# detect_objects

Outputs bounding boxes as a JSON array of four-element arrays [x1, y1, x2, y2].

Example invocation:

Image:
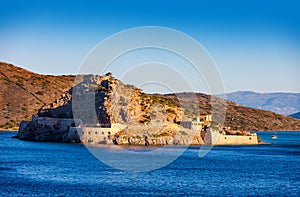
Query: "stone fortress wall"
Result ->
[[69, 123, 127, 144], [204, 129, 258, 145]]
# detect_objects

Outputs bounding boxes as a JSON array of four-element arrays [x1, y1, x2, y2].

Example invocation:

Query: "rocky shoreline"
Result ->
[[16, 116, 259, 146]]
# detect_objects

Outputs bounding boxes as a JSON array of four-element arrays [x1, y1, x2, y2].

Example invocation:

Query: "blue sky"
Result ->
[[0, 0, 299, 94]]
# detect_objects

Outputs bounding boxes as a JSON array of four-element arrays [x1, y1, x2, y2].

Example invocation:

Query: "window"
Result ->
[[108, 132, 111, 135], [102, 131, 104, 135], [88, 132, 91, 135], [82, 131, 84, 134], [95, 131, 98, 135]]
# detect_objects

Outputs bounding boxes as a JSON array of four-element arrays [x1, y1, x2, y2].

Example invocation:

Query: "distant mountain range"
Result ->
[[220, 91, 300, 116], [289, 112, 300, 119]]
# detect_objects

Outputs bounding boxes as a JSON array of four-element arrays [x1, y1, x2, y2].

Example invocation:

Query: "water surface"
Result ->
[[0, 131, 299, 196]]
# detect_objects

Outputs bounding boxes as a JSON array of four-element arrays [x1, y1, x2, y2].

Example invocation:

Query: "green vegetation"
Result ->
[[150, 111, 157, 118], [125, 84, 135, 89], [97, 85, 107, 91], [166, 108, 176, 114], [5, 122, 14, 129], [119, 96, 127, 106], [36, 91, 44, 95], [12, 75, 25, 80], [32, 75, 43, 81], [150, 95, 179, 108], [139, 119, 150, 125], [42, 81, 48, 87], [153, 131, 169, 138], [179, 130, 188, 135], [21, 106, 27, 111]]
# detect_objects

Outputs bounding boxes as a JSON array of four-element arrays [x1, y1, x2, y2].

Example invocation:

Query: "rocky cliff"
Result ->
[[38, 74, 184, 126]]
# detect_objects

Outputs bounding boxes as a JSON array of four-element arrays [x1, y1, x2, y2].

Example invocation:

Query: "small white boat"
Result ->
[[272, 135, 277, 139]]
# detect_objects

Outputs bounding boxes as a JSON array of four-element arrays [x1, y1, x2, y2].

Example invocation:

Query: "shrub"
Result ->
[[160, 131, 169, 136], [36, 91, 44, 95], [166, 109, 176, 114], [179, 130, 188, 135], [21, 106, 27, 111]]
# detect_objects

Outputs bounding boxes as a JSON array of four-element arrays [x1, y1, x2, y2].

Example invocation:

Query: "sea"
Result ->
[[0, 131, 299, 196]]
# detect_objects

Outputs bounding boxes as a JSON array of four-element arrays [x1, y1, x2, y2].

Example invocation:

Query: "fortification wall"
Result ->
[[214, 134, 258, 145], [72, 123, 127, 144], [33, 117, 82, 131], [205, 130, 258, 145]]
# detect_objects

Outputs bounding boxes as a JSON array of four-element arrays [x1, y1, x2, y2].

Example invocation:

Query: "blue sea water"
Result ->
[[0, 131, 299, 196]]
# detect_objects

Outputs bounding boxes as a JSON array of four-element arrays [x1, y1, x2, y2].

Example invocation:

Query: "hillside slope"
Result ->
[[0, 62, 75, 130], [163, 93, 300, 131], [221, 91, 300, 115]]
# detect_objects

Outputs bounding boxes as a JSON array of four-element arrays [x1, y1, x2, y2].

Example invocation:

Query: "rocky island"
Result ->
[[17, 73, 259, 145], [2, 62, 300, 145]]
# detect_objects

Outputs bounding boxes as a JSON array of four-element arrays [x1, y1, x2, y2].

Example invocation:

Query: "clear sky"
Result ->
[[0, 0, 299, 94]]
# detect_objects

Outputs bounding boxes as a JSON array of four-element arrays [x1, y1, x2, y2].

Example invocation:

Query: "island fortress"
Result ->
[[18, 114, 258, 145], [17, 74, 259, 145]]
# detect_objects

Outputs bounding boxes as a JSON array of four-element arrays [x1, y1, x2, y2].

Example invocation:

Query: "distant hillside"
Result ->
[[162, 93, 300, 131], [1, 62, 300, 131], [289, 112, 300, 119], [0, 62, 75, 130], [221, 91, 300, 115]]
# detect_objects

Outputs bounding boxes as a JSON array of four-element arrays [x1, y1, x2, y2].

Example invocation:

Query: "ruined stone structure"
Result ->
[[17, 116, 82, 142], [181, 115, 212, 131]]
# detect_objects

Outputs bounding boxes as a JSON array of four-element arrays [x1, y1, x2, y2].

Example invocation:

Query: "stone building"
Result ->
[[181, 115, 212, 131]]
